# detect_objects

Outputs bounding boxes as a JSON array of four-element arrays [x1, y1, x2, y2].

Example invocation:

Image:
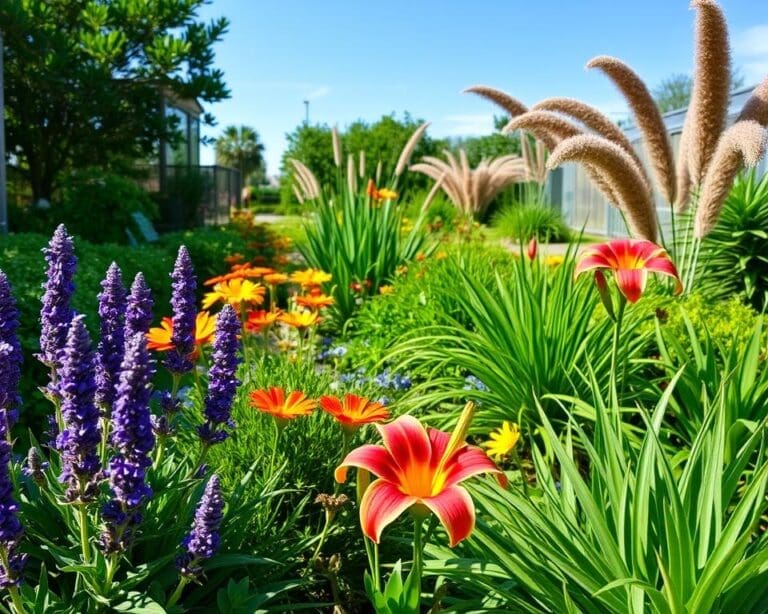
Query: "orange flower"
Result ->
[[379, 285, 395, 295], [245, 309, 280, 333], [416, 252, 426, 262], [320, 394, 390, 432], [296, 294, 335, 309], [249, 387, 316, 423], [366, 179, 397, 201], [202, 278, 266, 309], [290, 268, 332, 287], [204, 267, 275, 286], [279, 310, 320, 329], [263, 272, 289, 285], [575, 239, 682, 304], [224, 253, 245, 266], [146, 311, 217, 352]]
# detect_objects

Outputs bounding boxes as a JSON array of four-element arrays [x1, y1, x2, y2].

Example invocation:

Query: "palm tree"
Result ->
[[214, 125, 265, 183]]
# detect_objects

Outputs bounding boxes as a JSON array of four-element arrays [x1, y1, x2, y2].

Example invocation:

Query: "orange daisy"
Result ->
[[263, 272, 290, 285], [290, 268, 332, 288], [279, 310, 320, 329], [204, 267, 275, 287], [296, 294, 335, 309], [202, 278, 266, 309], [146, 311, 217, 352], [249, 387, 317, 423], [320, 393, 390, 433], [224, 253, 245, 266], [245, 309, 280, 333]]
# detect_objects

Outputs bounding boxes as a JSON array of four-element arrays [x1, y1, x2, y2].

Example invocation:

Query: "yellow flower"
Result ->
[[202, 278, 265, 309], [379, 285, 395, 295], [481, 421, 520, 461], [290, 268, 332, 287], [263, 273, 289, 285], [279, 310, 320, 329], [377, 188, 397, 200], [545, 255, 565, 267]]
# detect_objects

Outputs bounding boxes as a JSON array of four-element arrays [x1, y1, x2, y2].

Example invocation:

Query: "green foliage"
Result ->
[[402, 189, 459, 233], [449, 131, 520, 166], [158, 167, 212, 231], [1, 0, 229, 200], [697, 170, 768, 310], [158, 226, 250, 282], [492, 203, 571, 242], [426, 370, 768, 613], [215, 125, 266, 182]]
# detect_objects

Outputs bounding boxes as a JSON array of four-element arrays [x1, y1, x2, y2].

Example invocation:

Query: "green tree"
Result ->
[[1, 0, 230, 202], [215, 125, 265, 182], [653, 69, 745, 113]]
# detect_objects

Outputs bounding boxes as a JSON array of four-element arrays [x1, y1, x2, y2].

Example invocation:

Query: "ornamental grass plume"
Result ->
[[0, 272, 22, 428], [95, 263, 126, 410], [358, 150, 366, 179], [332, 126, 342, 167], [502, 110, 580, 151], [738, 77, 768, 125], [346, 154, 357, 195], [586, 56, 677, 203], [462, 85, 528, 120], [56, 315, 102, 503], [198, 305, 240, 445], [394, 121, 430, 177], [125, 272, 154, 340], [176, 475, 224, 579], [547, 135, 658, 241], [290, 159, 321, 201], [39, 224, 76, 370], [101, 333, 156, 554], [694, 120, 768, 238], [166, 246, 197, 375], [0, 420, 25, 590]]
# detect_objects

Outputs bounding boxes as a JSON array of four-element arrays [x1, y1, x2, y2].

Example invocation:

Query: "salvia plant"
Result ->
[[0, 225, 281, 612]]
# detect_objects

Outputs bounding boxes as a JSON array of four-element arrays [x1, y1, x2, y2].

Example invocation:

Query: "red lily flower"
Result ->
[[575, 239, 682, 303], [335, 415, 506, 547]]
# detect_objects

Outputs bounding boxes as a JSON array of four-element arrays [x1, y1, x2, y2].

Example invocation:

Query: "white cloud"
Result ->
[[306, 85, 331, 100], [734, 24, 768, 84], [437, 113, 496, 136]]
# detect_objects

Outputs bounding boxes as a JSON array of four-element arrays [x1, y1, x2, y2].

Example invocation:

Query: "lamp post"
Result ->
[[0, 31, 7, 235], [303, 99, 309, 125]]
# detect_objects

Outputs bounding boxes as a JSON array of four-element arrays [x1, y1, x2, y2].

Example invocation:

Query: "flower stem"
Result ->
[[411, 515, 425, 608], [77, 505, 90, 564], [610, 295, 627, 411], [103, 553, 118, 594], [167, 577, 189, 609], [311, 511, 333, 562], [6, 586, 24, 614]]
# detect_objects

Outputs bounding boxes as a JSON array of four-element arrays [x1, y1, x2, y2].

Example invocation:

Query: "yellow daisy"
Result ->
[[481, 421, 520, 461]]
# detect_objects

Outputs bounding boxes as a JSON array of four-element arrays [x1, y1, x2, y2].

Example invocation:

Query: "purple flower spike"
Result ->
[[198, 305, 240, 445], [0, 271, 22, 429], [0, 421, 26, 587], [95, 263, 126, 410], [125, 272, 154, 340], [166, 246, 196, 375], [39, 224, 77, 369], [56, 315, 102, 503], [101, 333, 156, 554], [177, 475, 224, 579]]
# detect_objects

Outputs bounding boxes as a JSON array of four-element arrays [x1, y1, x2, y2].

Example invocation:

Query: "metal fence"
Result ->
[[138, 164, 241, 230]]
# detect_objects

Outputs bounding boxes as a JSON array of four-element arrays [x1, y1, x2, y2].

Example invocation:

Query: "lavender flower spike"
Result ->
[[38, 224, 77, 369], [56, 315, 102, 503], [0, 271, 23, 429], [166, 246, 196, 374], [125, 272, 154, 340], [198, 305, 240, 445], [177, 475, 224, 579], [0, 421, 26, 587], [101, 333, 156, 554], [95, 263, 126, 410]]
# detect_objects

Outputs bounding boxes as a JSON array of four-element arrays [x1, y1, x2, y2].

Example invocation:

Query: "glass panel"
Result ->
[[189, 117, 200, 167], [164, 106, 189, 166]]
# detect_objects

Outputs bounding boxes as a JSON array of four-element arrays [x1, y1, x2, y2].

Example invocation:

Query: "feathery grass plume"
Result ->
[[289, 159, 321, 200], [737, 76, 768, 126], [694, 120, 768, 237], [346, 154, 357, 195], [411, 150, 527, 218], [685, 0, 731, 184], [421, 174, 446, 212], [358, 150, 366, 179], [547, 134, 658, 241], [331, 126, 342, 167], [463, 85, 528, 119], [521, 135, 548, 184], [375, 160, 383, 185], [394, 121, 430, 177], [292, 184, 305, 205], [502, 110, 582, 151], [586, 55, 677, 204], [675, 124, 694, 211]]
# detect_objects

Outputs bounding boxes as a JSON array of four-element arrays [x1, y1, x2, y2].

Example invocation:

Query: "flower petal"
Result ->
[[442, 445, 508, 490], [359, 479, 416, 543], [335, 444, 400, 484], [376, 415, 432, 474], [644, 256, 683, 294], [422, 485, 476, 547], [574, 251, 612, 277], [615, 268, 647, 303]]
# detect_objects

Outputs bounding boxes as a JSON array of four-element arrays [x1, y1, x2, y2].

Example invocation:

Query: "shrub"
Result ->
[[492, 203, 570, 243]]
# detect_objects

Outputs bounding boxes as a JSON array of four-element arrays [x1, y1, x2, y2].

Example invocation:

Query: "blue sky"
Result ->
[[197, 0, 768, 176]]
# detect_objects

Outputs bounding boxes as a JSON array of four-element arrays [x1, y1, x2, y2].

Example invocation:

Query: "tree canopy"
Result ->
[[215, 126, 266, 184], [1, 0, 230, 201]]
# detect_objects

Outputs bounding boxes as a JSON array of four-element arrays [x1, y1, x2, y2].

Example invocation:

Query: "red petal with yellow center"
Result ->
[[335, 444, 401, 484], [421, 485, 475, 547], [644, 255, 684, 294], [615, 268, 647, 303], [376, 415, 432, 475], [442, 445, 509, 490], [359, 479, 417, 544]]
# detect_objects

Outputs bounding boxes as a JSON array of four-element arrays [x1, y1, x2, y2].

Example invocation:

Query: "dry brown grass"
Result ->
[[395, 122, 430, 177]]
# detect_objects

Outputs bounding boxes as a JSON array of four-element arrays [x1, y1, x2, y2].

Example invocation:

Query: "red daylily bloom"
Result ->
[[575, 239, 682, 303], [335, 415, 506, 547], [527, 237, 538, 260]]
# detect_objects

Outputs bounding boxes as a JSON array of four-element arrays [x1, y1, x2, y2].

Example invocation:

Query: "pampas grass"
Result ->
[[587, 55, 677, 204], [290, 159, 321, 201], [503, 110, 582, 150], [395, 121, 430, 177], [547, 135, 658, 241], [358, 150, 366, 179], [347, 154, 357, 195], [463, 85, 528, 119], [686, 0, 731, 184], [332, 126, 342, 167], [694, 120, 768, 237], [738, 77, 768, 126], [411, 150, 527, 218]]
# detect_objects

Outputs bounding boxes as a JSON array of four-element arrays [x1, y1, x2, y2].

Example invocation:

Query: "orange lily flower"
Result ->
[[366, 180, 397, 201], [249, 387, 316, 423], [204, 267, 275, 287], [146, 311, 217, 352], [336, 412, 506, 547], [296, 294, 335, 309], [575, 239, 682, 303], [245, 309, 280, 333], [279, 310, 320, 329], [320, 394, 390, 432], [290, 268, 332, 288], [202, 278, 266, 310]]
